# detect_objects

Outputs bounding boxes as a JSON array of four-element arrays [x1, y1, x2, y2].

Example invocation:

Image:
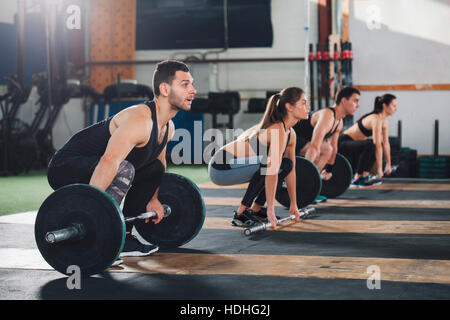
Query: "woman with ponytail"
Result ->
[[208, 87, 310, 227], [339, 93, 398, 188]]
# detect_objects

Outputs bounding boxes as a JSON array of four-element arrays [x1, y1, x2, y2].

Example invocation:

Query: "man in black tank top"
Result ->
[[47, 60, 197, 258], [293, 86, 360, 180]]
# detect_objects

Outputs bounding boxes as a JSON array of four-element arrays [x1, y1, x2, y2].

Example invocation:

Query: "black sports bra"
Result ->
[[357, 112, 374, 137]]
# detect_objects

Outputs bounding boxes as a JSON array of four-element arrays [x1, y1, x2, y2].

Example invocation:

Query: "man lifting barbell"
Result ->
[[293, 86, 360, 201], [46, 60, 196, 258]]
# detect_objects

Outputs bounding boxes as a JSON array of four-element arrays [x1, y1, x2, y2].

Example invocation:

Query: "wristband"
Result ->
[[325, 163, 334, 173]]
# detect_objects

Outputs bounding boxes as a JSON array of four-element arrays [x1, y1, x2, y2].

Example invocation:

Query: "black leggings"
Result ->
[[47, 156, 164, 233], [338, 134, 375, 175], [241, 157, 293, 208]]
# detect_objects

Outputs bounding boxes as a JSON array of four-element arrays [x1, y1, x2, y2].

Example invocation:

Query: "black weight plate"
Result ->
[[276, 156, 322, 208], [320, 153, 353, 198], [35, 184, 125, 276], [134, 172, 205, 249]]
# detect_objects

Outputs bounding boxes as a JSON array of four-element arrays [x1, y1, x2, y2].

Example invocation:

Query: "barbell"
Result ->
[[44, 205, 172, 244], [367, 164, 399, 184], [34, 172, 205, 277], [244, 206, 316, 236]]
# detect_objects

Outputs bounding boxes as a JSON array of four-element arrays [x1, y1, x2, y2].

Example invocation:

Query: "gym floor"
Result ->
[[0, 169, 449, 300]]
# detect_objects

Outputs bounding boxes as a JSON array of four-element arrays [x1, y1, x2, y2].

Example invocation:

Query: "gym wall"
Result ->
[[89, 0, 136, 93], [349, 0, 450, 154], [135, 0, 450, 155]]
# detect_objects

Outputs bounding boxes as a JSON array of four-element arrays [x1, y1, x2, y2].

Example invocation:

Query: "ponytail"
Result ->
[[238, 87, 304, 141], [267, 92, 286, 124], [373, 96, 383, 113]]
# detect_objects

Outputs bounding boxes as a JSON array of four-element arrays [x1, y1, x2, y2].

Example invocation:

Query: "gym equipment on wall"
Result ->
[[309, 44, 315, 110], [316, 43, 322, 109], [0, 75, 31, 175], [323, 43, 330, 108]]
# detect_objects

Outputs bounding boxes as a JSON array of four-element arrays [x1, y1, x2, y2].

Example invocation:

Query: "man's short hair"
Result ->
[[152, 60, 190, 96], [336, 86, 360, 104]]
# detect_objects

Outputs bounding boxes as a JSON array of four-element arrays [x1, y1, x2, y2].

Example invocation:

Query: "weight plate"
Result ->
[[276, 156, 322, 208], [320, 153, 353, 198], [35, 184, 125, 276], [134, 173, 205, 249]]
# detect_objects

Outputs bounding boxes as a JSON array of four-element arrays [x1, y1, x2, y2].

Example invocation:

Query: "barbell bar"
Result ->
[[45, 205, 172, 244], [244, 206, 316, 236]]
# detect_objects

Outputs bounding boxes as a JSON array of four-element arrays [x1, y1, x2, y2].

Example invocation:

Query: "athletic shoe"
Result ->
[[120, 234, 159, 257], [349, 177, 359, 189], [231, 210, 259, 227], [252, 207, 281, 223], [349, 177, 358, 189], [350, 177, 375, 189], [312, 195, 327, 204], [367, 175, 383, 186], [111, 258, 124, 267]]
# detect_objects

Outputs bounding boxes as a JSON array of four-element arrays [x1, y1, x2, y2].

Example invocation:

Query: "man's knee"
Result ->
[[298, 142, 309, 157], [321, 142, 333, 158], [47, 166, 62, 190]]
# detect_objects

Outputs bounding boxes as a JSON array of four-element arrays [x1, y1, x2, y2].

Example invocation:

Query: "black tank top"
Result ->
[[293, 107, 341, 141], [357, 112, 374, 137], [52, 100, 169, 170]]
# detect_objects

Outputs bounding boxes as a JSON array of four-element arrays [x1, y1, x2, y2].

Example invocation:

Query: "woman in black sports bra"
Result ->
[[339, 93, 397, 187], [208, 87, 310, 227]]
